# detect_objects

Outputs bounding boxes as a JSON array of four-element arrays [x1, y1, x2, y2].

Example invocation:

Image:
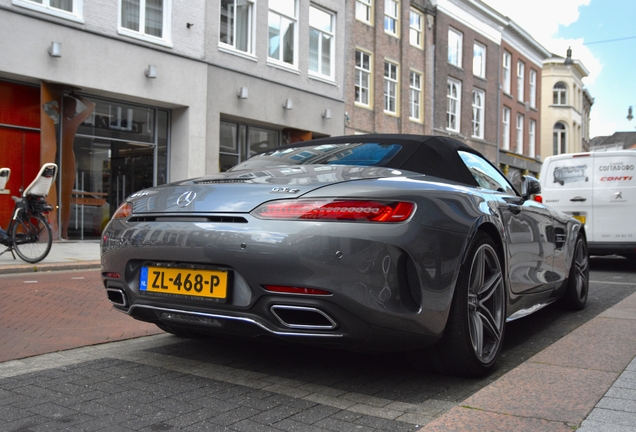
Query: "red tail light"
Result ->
[[112, 202, 133, 219], [534, 194, 543, 203], [252, 200, 414, 222]]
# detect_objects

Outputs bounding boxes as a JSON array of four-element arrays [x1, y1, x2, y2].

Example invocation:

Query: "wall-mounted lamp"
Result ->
[[145, 65, 157, 79], [283, 98, 293, 110], [344, 111, 351, 124], [48, 41, 62, 57], [322, 109, 332, 119], [186, 22, 194, 29], [628, 106, 634, 121], [237, 87, 249, 99]]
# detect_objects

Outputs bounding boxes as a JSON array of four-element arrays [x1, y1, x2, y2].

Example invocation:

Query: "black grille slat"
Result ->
[[128, 216, 248, 223]]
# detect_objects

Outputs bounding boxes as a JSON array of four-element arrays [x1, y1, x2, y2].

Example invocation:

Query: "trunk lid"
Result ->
[[129, 165, 407, 213]]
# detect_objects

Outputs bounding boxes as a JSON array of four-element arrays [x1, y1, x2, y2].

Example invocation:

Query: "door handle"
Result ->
[[570, 196, 587, 202]]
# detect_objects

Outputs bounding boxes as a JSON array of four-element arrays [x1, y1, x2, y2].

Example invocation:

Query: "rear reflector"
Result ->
[[252, 200, 414, 222], [264, 285, 332, 295], [102, 272, 121, 279]]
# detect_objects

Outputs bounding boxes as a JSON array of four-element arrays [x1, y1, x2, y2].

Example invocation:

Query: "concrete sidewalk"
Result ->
[[0, 239, 101, 274]]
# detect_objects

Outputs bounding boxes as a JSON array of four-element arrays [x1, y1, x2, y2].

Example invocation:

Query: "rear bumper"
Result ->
[[100, 217, 468, 351]]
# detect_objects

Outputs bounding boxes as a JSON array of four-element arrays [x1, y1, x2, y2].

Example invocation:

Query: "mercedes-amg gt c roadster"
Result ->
[[101, 134, 589, 377]]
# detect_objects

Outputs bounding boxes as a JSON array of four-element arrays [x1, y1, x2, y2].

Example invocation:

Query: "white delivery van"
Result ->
[[537, 150, 636, 259]]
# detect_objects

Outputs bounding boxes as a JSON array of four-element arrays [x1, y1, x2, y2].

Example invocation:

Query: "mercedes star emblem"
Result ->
[[177, 191, 197, 208]]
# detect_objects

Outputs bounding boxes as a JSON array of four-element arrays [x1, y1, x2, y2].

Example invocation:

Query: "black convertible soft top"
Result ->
[[244, 134, 484, 188]]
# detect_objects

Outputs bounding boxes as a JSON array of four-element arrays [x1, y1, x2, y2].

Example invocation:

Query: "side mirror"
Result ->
[[521, 175, 541, 201]]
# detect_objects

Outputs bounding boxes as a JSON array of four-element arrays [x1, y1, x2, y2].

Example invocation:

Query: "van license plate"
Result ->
[[140, 266, 228, 300], [572, 215, 586, 224]]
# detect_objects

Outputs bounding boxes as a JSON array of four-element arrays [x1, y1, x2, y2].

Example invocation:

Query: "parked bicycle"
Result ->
[[0, 163, 57, 263]]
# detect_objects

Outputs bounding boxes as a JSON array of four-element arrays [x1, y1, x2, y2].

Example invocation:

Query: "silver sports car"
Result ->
[[101, 134, 589, 377]]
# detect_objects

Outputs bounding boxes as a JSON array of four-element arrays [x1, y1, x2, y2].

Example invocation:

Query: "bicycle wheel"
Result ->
[[11, 214, 52, 263]]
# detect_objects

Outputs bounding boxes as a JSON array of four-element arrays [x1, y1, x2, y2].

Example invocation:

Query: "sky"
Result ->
[[482, 0, 636, 138]]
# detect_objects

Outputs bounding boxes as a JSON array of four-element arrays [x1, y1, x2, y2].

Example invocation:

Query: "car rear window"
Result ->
[[231, 143, 403, 170]]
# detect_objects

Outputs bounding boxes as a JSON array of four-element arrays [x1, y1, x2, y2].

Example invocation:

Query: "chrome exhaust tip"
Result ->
[[270, 305, 337, 330], [106, 288, 128, 307]]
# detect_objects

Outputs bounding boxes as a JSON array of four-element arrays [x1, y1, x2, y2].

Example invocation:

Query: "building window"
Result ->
[[529, 119, 536, 158], [309, 5, 335, 79], [355, 50, 372, 106], [502, 106, 511, 150], [384, 0, 399, 37], [220, 0, 254, 54], [409, 9, 423, 48], [517, 61, 525, 102], [119, 0, 171, 45], [384, 61, 399, 114], [409, 71, 422, 121], [220, 121, 280, 172], [553, 122, 567, 155], [473, 42, 486, 78], [516, 113, 524, 154], [448, 28, 462, 67], [502, 51, 511, 94], [529, 69, 537, 109], [13, 0, 83, 21], [355, 0, 372, 24], [472, 89, 485, 139], [268, 0, 298, 66], [553, 82, 567, 105], [446, 78, 461, 132]]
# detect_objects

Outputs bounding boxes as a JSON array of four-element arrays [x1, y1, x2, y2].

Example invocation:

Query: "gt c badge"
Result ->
[[271, 187, 300, 194], [177, 191, 197, 207]]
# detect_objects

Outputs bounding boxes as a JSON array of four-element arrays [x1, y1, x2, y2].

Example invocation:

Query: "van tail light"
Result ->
[[534, 195, 543, 203], [252, 200, 415, 222]]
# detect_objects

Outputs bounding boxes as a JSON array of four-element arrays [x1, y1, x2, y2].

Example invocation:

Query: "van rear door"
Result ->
[[592, 154, 636, 244], [542, 153, 593, 230]]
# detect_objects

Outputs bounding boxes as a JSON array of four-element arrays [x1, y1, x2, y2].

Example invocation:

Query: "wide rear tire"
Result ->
[[563, 234, 589, 310], [428, 232, 506, 377]]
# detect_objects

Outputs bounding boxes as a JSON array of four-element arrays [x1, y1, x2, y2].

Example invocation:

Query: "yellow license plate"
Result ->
[[572, 215, 586, 224], [140, 266, 228, 299]]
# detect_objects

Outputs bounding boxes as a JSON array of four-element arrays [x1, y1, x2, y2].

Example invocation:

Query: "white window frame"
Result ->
[[118, 0, 172, 46], [384, 61, 399, 115], [472, 89, 485, 139], [553, 82, 567, 105], [529, 119, 536, 158], [502, 51, 511, 94], [355, 50, 372, 107], [553, 122, 567, 155], [409, 70, 422, 121], [529, 69, 537, 109], [268, 0, 299, 68], [13, 0, 84, 22], [446, 78, 461, 132], [219, 0, 255, 55], [308, 5, 335, 80], [516, 113, 524, 154], [409, 8, 423, 48], [448, 28, 463, 67], [355, 0, 373, 25], [502, 107, 511, 150], [473, 42, 486, 78], [517, 60, 525, 103], [384, 0, 399, 37]]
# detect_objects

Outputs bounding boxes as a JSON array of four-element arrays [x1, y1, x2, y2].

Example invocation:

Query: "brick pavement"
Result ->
[[0, 269, 161, 362]]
